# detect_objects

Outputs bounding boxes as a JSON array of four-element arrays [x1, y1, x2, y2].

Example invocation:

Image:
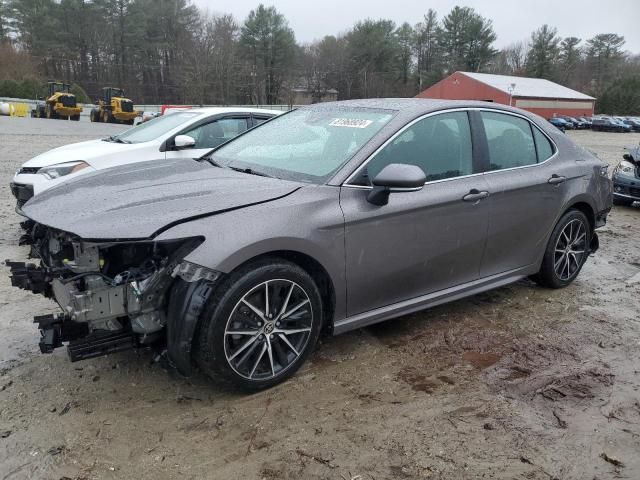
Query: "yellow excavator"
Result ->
[[32, 82, 82, 121], [90, 87, 139, 125]]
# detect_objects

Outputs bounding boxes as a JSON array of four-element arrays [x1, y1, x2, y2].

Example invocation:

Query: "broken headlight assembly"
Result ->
[[7, 231, 213, 360]]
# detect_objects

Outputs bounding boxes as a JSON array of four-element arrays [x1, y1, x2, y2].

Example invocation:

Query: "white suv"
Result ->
[[11, 107, 281, 213]]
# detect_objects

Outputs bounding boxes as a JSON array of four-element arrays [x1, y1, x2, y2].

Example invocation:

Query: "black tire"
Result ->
[[71, 115, 80, 121], [90, 109, 98, 122], [533, 209, 591, 289], [195, 258, 323, 391], [613, 197, 634, 207]]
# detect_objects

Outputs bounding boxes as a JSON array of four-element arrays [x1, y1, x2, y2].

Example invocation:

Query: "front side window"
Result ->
[[481, 112, 537, 170], [362, 111, 473, 184], [211, 108, 394, 184], [184, 118, 248, 149]]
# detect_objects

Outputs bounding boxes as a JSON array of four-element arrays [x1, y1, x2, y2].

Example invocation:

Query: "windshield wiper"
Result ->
[[103, 135, 130, 144], [228, 166, 274, 178], [198, 156, 224, 168]]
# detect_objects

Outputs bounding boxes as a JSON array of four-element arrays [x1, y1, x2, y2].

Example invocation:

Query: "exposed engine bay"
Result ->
[[7, 226, 215, 363]]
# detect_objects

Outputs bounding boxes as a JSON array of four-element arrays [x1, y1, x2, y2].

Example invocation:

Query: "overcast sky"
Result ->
[[192, 0, 640, 53]]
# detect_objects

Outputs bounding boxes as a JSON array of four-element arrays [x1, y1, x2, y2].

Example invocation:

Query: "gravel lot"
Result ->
[[1, 117, 640, 480]]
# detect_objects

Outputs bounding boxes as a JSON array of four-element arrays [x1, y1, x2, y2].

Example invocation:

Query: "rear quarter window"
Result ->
[[533, 127, 555, 162]]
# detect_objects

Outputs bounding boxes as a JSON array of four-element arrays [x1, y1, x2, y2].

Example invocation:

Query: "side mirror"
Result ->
[[174, 135, 196, 150], [367, 163, 426, 206]]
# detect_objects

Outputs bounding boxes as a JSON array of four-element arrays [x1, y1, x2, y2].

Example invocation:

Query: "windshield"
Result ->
[[112, 111, 200, 144], [210, 107, 394, 183]]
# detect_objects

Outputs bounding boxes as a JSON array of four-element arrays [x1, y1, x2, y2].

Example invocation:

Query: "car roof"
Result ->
[[299, 98, 544, 124], [185, 107, 284, 116]]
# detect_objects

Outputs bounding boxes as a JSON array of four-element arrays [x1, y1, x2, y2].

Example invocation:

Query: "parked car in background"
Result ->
[[8, 99, 612, 391], [616, 119, 633, 132], [592, 117, 628, 132], [10, 107, 281, 213], [612, 144, 640, 206], [578, 117, 593, 128], [549, 117, 571, 131], [558, 116, 588, 129], [622, 119, 640, 132]]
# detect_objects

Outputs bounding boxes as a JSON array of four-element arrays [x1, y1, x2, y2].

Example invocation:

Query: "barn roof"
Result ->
[[460, 72, 595, 101]]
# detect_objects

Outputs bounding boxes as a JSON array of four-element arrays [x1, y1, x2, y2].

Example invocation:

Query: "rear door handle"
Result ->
[[463, 189, 490, 202], [548, 175, 566, 185]]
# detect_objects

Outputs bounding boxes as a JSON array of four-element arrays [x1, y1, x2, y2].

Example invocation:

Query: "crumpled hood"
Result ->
[[23, 139, 137, 168], [23, 158, 302, 240]]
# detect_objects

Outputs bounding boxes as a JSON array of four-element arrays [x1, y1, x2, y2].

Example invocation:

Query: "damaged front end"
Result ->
[[7, 227, 214, 362]]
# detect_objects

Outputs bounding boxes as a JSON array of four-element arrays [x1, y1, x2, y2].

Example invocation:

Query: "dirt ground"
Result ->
[[1, 117, 639, 480]]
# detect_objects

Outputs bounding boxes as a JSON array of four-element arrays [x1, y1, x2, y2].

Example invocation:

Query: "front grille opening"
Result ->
[[60, 95, 77, 108], [121, 101, 133, 113]]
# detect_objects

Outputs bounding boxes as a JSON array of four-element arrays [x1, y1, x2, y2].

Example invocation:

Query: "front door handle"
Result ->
[[548, 174, 566, 185], [463, 189, 490, 202]]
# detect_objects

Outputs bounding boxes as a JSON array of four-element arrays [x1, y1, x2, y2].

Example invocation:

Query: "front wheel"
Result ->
[[533, 210, 591, 289], [195, 259, 323, 391]]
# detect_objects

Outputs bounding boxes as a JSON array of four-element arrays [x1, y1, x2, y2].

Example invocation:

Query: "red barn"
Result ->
[[416, 71, 595, 119]]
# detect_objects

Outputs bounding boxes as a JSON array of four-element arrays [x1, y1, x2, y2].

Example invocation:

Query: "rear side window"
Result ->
[[533, 127, 554, 162], [481, 112, 537, 170], [365, 111, 473, 183]]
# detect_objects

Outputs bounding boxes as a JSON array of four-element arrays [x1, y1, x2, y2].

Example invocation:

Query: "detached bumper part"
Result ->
[[33, 313, 88, 354], [6, 261, 49, 295]]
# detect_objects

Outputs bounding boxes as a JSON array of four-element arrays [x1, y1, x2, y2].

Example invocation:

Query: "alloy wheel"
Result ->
[[224, 279, 314, 381], [553, 219, 587, 281]]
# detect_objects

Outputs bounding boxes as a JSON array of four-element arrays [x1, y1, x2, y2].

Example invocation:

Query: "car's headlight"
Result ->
[[39, 161, 90, 180], [613, 161, 636, 178]]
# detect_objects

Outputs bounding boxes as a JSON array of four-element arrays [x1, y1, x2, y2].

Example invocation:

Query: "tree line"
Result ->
[[0, 0, 638, 113]]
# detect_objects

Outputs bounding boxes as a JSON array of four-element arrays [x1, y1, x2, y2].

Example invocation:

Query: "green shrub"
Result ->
[[596, 76, 640, 116], [70, 84, 90, 103], [0, 79, 21, 97]]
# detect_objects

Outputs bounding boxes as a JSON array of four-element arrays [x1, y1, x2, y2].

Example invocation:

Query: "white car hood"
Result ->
[[23, 139, 157, 169]]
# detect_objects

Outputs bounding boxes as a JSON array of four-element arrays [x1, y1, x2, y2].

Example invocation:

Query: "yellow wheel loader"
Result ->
[[33, 82, 82, 121], [90, 87, 139, 125]]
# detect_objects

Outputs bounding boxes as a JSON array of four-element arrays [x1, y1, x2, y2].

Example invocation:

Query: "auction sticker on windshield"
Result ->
[[329, 118, 373, 128]]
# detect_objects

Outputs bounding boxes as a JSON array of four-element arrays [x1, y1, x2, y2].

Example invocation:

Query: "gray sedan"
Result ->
[[8, 99, 613, 391]]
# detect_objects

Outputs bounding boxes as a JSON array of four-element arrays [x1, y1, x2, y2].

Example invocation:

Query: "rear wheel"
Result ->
[[195, 259, 322, 391], [533, 210, 591, 289], [71, 115, 80, 121]]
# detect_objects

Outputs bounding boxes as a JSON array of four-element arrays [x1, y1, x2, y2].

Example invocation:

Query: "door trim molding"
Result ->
[[332, 264, 535, 335]]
